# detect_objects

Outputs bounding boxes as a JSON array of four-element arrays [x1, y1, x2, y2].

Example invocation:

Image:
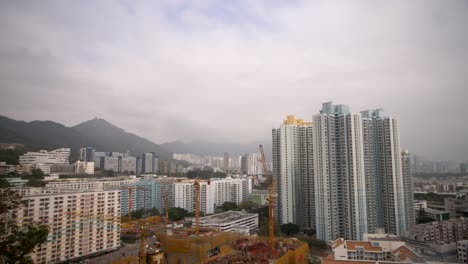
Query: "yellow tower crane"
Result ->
[[260, 144, 275, 256], [139, 220, 148, 264], [194, 178, 200, 236], [163, 188, 169, 225]]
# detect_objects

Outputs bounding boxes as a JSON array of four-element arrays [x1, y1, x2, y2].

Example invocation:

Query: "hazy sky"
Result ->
[[0, 1, 467, 161]]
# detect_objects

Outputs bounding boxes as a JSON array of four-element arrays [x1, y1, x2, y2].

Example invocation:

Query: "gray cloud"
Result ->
[[0, 0, 467, 161]]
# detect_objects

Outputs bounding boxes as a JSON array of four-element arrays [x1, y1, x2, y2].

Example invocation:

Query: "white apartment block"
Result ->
[[174, 180, 214, 215], [45, 178, 139, 190], [11, 187, 121, 263], [103, 156, 119, 171], [121, 157, 137, 173], [313, 103, 368, 242], [19, 148, 71, 165], [245, 153, 262, 175], [211, 177, 250, 207], [74, 161, 94, 174]]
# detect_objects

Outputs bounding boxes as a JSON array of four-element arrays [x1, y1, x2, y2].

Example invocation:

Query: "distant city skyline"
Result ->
[[0, 1, 467, 161]]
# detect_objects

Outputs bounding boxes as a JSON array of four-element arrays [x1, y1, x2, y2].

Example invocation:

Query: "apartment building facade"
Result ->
[[12, 187, 121, 263]]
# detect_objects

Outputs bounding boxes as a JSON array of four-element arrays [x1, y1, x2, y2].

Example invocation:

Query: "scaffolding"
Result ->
[[156, 228, 242, 264]]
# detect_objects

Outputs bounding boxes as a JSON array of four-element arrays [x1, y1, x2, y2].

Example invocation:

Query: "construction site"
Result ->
[[109, 145, 309, 264]]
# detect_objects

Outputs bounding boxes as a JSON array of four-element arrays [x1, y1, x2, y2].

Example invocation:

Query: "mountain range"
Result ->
[[0, 115, 172, 160], [0, 115, 272, 161]]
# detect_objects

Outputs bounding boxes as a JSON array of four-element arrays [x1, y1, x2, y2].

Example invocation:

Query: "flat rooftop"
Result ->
[[200, 210, 257, 224]]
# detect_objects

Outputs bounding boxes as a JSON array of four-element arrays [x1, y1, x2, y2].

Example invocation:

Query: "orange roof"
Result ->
[[332, 238, 344, 249], [345, 241, 383, 252], [323, 259, 375, 264], [324, 254, 335, 260], [393, 246, 417, 261], [393, 245, 426, 263]]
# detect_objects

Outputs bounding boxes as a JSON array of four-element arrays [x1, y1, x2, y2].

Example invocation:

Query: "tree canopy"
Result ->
[[0, 189, 49, 263], [218, 201, 238, 212], [168, 207, 189, 221], [280, 223, 300, 236]]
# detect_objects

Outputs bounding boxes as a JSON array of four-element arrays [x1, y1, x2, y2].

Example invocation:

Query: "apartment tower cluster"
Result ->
[[272, 102, 414, 242]]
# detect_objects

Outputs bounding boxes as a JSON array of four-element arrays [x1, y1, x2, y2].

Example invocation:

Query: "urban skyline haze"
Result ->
[[0, 1, 467, 161]]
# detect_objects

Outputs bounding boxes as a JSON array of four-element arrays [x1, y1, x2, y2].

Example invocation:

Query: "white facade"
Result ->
[[11, 187, 121, 264], [121, 157, 137, 173], [103, 156, 119, 171], [273, 115, 315, 228], [45, 179, 139, 190], [19, 148, 70, 165], [211, 177, 250, 207], [173, 180, 214, 215], [245, 153, 262, 175], [30, 163, 51, 174], [74, 161, 94, 174], [313, 103, 367, 242]]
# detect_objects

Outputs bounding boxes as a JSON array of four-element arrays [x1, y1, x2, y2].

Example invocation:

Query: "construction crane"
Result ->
[[194, 178, 200, 236], [259, 144, 275, 256], [163, 188, 169, 225], [139, 220, 148, 264]]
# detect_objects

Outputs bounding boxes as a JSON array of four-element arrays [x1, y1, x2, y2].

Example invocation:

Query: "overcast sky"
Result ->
[[0, 1, 467, 161]]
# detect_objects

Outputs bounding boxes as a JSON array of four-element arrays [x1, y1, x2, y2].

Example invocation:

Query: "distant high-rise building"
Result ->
[[102, 156, 119, 171], [241, 155, 247, 174], [79, 147, 95, 162], [152, 155, 159, 174], [141, 153, 153, 173], [223, 152, 230, 171], [241, 153, 263, 175], [272, 115, 314, 228], [313, 102, 367, 242], [402, 149, 415, 231], [461, 163, 467, 175], [121, 156, 137, 173], [361, 108, 408, 237]]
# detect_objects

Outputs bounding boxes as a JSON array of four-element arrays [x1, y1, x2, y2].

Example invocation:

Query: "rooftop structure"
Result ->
[[19, 148, 70, 165], [410, 217, 468, 243], [331, 238, 424, 263], [199, 210, 258, 235]]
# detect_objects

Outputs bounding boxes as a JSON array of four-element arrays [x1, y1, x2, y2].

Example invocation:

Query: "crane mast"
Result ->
[[260, 144, 275, 255], [194, 178, 200, 236], [163, 188, 169, 225]]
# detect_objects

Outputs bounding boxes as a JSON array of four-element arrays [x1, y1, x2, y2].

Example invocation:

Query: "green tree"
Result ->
[[148, 207, 160, 216], [25, 178, 45, 187], [102, 170, 115, 177], [239, 201, 256, 212], [168, 207, 189, 221], [30, 168, 44, 178], [280, 223, 300, 236], [258, 220, 280, 237], [0, 146, 26, 165], [0, 189, 48, 263], [0, 178, 11, 188], [218, 202, 238, 212], [416, 208, 436, 224], [130, 209, 146, 219]]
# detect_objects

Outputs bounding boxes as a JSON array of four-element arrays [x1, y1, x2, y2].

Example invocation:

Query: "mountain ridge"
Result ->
[[0, 115, 172, 160]]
